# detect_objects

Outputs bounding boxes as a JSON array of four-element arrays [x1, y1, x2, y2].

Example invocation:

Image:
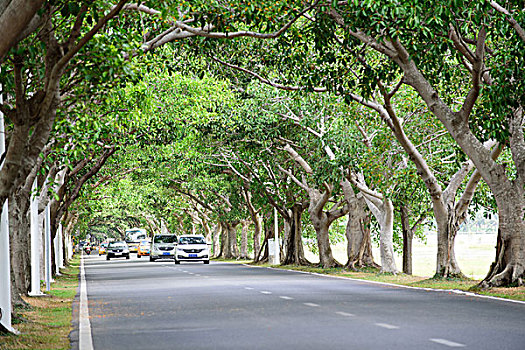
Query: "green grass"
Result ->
[[0, 256, 80, 349]]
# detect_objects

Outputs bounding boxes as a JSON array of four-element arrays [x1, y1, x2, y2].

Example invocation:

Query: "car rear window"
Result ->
[[179, 237, 206, 245], [153, 235, 177, 243]]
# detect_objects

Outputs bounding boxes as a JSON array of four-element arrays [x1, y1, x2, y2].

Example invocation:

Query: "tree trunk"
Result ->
[[307, 186, 343, 268], [309, 211, 340, 268], [212, 223, 221, 258], [344, 194, 376, 270], [282, 203, 310, 266], [240, 220, 249, 259], [252, 214, 261, 260], [482, 188, 525, 287], [218, 223, 226, 258], [8, 192, 31, 307], [400, 206, 413, 275], [434, 207, 464, 278], [377, 199, 398, 274], [255, 217, 272, 263], [222, 221, 239, 259], [352, 176, 398, 274]]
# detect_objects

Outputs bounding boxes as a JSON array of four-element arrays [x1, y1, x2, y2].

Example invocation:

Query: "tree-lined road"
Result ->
[[71, 255, 525, 350]]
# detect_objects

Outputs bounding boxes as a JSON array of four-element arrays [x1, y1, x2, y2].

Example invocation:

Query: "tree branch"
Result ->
[[283, 144, 313, 174]]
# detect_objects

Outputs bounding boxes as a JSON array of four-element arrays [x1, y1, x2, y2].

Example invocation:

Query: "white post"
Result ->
[[0, 75, 17, 333], [274, 207, 280, 265], [29, 179, 44, 296], [53, 233, 59, 275], [45, 204, 53, 291], [58, 223, 64, 269]]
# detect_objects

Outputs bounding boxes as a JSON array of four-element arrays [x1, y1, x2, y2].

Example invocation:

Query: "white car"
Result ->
[[175, 235, 210, 264]]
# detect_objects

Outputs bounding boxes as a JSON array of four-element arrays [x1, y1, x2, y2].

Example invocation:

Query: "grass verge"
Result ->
[[253, 263, 525, 302], [0, 255, 80, 350]]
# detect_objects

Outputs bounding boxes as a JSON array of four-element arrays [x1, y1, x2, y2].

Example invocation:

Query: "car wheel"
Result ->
[[125, 254, 130, 259], [137, 254, 141, 258], [150, 257, 156, 262], [175, 259, 180, 264], [204, 260, 210, 264], [106, 256, 110, 260]]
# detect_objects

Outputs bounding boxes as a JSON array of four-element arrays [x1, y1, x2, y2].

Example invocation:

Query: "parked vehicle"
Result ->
[[137, 240, 151, 258], [150, 234, 177, 261], [175, 235, 210, 264], [106, 241, 130, 260], [84, 245, 92, 255], [125, 228, 148, 253]]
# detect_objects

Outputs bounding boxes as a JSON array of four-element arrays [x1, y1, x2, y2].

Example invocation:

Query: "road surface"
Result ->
[[70, 254, 525, 349]]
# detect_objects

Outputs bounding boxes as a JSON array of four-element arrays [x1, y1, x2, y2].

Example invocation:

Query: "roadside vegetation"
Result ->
[[0, 256, 79, 349]]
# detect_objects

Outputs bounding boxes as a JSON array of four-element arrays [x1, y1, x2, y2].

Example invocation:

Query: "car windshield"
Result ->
[[153, 235, 177, 243], [109, 242, 126, 248], [179, 236, 206, 245], [140, 240, 150, 245]]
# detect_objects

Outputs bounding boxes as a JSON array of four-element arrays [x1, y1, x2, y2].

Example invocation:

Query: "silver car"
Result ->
[[150, 234, 177, 261], [106, 241, 130, 260]]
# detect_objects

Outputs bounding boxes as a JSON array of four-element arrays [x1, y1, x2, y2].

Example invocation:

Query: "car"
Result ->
[[137, 239, 151, 258], [150, 234, 177, 261], [175, 235, 210, 264], [98, 242, 108, 255], [106, 241, 130, 260]]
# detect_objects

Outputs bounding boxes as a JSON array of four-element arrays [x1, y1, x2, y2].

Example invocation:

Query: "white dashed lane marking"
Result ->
[[260, 291, 272, 295], [430, 338, 466, 347], [279, 296, 294, 300], [244, 287, 254, 290], [303, 303, 320, 307], [335, 311, 355, 317], [375, 323, 400, 329]]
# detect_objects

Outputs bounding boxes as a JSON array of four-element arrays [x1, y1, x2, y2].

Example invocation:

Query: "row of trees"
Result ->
[[0, 0, 523, 333]]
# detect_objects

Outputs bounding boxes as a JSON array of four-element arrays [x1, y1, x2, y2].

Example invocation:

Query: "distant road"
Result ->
[[71, 254, 525, 350]]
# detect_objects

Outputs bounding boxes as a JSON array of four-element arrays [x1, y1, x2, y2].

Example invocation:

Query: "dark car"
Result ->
[[106, 241, 130, 260]]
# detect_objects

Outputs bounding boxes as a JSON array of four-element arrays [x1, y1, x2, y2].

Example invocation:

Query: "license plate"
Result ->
[[162, 252, 171, 255], [189, 254, 198, 257]]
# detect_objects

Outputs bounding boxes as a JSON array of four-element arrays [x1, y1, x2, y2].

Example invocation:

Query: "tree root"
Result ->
[[344, 260, 380, 272], [480, 263, 525, 288]]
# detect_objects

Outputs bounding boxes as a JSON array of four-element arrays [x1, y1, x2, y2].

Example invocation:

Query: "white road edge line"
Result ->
[[279, 296, 294, 300], [430, 338, 466, 347], [375, 323, 400, 329], [80, 255, 94, 350], [303, 302, 320, 307], [335, 311, 355, 317], [242, 264, 525, 305]]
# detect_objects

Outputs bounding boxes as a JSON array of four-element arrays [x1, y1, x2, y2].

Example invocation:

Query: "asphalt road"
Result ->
[[71, 254, 525, 350]]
